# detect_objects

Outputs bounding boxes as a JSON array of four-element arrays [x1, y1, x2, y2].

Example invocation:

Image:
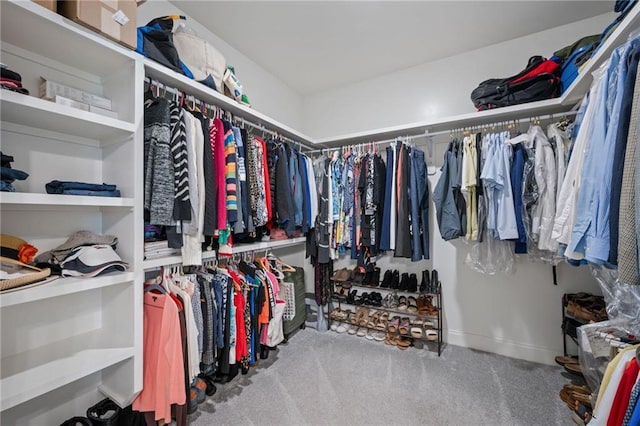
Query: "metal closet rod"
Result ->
[[143, 77, 314, 151], [306, 110, 579, 154]]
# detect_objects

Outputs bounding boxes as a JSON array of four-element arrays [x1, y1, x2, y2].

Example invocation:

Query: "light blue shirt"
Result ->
[[481, 131, 518, 240], [568, 37, 640, 264]]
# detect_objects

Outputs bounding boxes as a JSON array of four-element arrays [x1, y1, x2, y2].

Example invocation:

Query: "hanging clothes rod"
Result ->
[[305, 109, 579, 154], [305, 133, 427, 154], [144, 77, 316, 151]]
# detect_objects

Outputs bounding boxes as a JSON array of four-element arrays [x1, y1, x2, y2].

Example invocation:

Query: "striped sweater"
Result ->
[[223, 120, 238, 224]]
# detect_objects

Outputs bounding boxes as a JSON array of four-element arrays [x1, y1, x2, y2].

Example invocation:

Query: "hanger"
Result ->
[[267, 252, 296, 272], [144, 282, 167, 294]]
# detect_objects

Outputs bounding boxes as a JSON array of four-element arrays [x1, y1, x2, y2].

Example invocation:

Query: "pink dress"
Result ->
[[133, 292, 186, 423]]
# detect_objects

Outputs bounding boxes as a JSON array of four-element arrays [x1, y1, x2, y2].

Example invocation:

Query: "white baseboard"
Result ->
[[445, 329, 560, 366]]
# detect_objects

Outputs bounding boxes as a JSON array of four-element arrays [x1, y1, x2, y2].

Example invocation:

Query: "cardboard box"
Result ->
[[54, 95, 90, 112], [33, 1, 56, 12], [58, 0, 137, 50]]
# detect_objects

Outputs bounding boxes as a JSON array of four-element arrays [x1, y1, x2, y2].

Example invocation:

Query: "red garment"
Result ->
[[234, 291, 248, 361], [134, 292, 186, 423], [212, 118, 227, 231], [608, 358, 640, 426]]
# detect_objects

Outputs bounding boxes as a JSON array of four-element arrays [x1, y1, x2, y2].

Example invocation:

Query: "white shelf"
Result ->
[[0, 272, 135, 308], [0, 192, 135, 208], [231, 236, 307, 253], [143, 237, 306, 270], [0, 331, 134, 411], [144, 59, 316, 146], [0, 1, 136, 78], [315, 4, 640, 146], [0, 90, 135, 143]]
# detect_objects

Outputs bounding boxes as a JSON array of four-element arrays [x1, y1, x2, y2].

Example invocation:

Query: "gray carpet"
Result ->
[[189, 329, 575, 426]]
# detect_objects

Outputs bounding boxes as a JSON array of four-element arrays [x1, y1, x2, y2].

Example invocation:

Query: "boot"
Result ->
[[399, 273, 409, 291], [409, 273, 418, 293], [431, 269, 439, 294], [420, 269, 430, 293], [380, 270, 392, 288], [391, 270, 400, 289], [363, 270, 372, 285], [372, 267, 381, 287]]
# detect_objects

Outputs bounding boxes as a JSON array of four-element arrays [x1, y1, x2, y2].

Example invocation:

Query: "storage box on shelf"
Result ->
[[0, 1, 143, 423]]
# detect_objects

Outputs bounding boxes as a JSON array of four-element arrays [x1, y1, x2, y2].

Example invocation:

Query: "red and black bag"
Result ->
[[470, 56, 561, 111]]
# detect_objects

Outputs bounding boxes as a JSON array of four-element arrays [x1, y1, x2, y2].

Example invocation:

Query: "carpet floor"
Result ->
[[189, 328, 575, 425]]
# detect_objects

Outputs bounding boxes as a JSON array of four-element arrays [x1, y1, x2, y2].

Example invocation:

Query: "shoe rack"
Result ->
[[328, 274, 443, 356]]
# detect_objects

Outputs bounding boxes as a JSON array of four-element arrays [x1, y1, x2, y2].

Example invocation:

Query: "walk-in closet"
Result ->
[[1, 1, 640, 425]]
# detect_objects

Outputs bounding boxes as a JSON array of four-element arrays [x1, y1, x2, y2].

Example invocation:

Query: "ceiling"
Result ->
[[170, 1, 613, 96]]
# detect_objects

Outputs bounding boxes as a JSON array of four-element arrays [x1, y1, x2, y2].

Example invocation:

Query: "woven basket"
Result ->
[[281, 281, 296, 321], [1, 258, 51, 292]]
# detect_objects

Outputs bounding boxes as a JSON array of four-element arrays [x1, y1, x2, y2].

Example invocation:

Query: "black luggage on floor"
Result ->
[[283, 266, 307, 338]]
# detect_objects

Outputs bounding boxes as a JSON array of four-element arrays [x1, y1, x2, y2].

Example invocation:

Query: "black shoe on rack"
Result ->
[[380, 270, 392, 288], [372, 267, 381, 287], [391, 270, 400, 289], [430, 269, 439, 294], [408, 273, 418, 293], [347, 289, 357, 304], [420, 269, 430, 293], [399, 273, 409, 291], [362, 269, 372, 285]]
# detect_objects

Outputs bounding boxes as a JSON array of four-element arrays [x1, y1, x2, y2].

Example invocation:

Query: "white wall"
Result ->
[[302, 13, 614, 139], [137, 0, 304, 129]]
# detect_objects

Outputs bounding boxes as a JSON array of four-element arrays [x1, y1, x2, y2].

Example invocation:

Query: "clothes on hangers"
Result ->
[[143, 87, 318, 266], [309, 141, 430, 268]]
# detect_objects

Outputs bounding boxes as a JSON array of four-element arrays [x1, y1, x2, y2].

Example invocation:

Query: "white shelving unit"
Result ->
[[0, 272, 136, 308], [0, 1, 143, 424]]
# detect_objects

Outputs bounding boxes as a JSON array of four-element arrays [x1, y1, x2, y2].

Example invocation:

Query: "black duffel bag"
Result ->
[[470, 56, 561, 111]]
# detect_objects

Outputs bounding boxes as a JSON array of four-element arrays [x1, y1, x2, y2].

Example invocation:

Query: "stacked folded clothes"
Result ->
[[0, 64, 29, 95], [45, 180, 121, 197], [144, 240, 181, 260], [1, 152, 29, 192]]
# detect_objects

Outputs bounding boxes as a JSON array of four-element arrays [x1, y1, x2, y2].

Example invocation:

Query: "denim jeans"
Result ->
[[0, 166, 28, 182], [62, 189, 121, 197], [45, 180, 117, 194], [409, 148, 430, 260], [0, 181, 15, 192]]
